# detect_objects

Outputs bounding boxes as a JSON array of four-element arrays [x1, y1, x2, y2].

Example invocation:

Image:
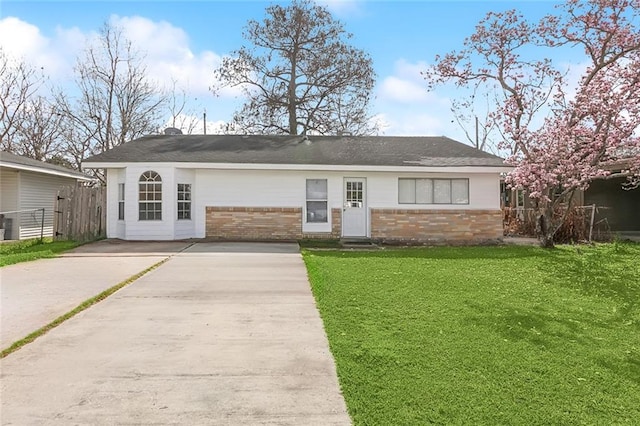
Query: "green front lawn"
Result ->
[[303, 243, 640, 425], [0, 238, 81, 267]]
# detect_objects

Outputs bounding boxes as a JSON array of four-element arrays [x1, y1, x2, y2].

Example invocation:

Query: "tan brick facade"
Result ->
[[370, 208, 503, 243], [301, 208, 342, 239], [206, 206, 502, 243], [206, 207, 302, 240], [331, 208, 342, 236]]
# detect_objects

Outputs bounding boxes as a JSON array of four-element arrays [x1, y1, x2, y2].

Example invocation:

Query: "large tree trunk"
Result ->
[[537, 211, 555, 248], [288, 51, 298, 135], [537, 190, 578, 248]]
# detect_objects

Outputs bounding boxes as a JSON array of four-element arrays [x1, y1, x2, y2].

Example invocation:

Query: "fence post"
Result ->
[[40, 208, 45, 242], [588, 204, 596, 242]]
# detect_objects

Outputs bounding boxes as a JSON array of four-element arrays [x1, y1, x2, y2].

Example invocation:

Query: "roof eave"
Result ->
[[1, 162, 94, 181], [82, 161, 512, 173]]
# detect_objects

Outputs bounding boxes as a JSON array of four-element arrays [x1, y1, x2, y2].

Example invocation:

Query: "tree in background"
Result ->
[[425, 0, 640, 247], [0, 49, 47, 152], [166, 79, 202, 135], [212, 0, 376, 136], [55, 23, 167, 168], [0, 49, 66, 161], [11, 95, 64, 160], [448, 93, 500, 154], [2, 23, 207, 170]]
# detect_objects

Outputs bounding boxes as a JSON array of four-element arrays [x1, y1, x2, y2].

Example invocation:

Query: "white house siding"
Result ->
[[367, 172, 499, 210], [174, 168, 195, 239], [108, 166, 502, 241], [194, 169, 333, 238], [194, 169, 501, 239], [117, 166, 176, 240], [105, 168, 126, 239], [106, 167, 196, 241], [0, 168, 19, 239], [340, 171, 497, 211], [0, 169, 19, 212], [18, 171, 78, 239]]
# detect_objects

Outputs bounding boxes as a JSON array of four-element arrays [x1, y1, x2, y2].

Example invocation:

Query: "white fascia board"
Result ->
[[0, 163, 93, 180], [82, 161, 513, 174]]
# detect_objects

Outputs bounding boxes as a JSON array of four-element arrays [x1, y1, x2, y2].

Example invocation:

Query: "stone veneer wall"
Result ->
[[370, 208, 503, 243], [206, 207, 302, 240]]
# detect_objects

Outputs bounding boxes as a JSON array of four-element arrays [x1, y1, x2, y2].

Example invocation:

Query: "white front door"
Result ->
[[342, 178, 367, 237]]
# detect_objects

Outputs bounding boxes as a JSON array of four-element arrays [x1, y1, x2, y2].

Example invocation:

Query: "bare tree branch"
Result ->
[[212, 0, 377, 136], [0, 49, 47, 150], [54, 22, 167, 169]]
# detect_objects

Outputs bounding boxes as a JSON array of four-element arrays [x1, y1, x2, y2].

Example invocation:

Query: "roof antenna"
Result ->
[[203, 109, 207, 135]]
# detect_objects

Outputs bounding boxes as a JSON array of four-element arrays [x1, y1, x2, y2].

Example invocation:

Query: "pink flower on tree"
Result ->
[[425, 0, 640, 247]]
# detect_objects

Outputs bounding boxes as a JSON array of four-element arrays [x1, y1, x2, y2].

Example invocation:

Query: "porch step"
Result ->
[[339, 238, 378, 249]]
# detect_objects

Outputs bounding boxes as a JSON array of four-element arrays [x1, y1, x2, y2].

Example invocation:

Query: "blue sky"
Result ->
[[1, 0, 576, 141]]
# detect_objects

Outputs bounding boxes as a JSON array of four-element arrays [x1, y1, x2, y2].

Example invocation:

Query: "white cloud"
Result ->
[[376, 111, 447, 137], [0, 16, 468, 140], [380, 76, 431, 104], [317, 0, 364, 17], [0, 17, 75, 77], [0, 17, 47, 57], [109, 15, 224, 97], [378, 59, 441, 105], [375, 59, 461, 137], [0, 15, 235, 100], [0, 14, 242, 128], [393, 58, 429, 78], [111, 15, 191, 61]]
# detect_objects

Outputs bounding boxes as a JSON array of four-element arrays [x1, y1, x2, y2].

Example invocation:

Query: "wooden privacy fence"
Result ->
[[54, 184, 106, 242]]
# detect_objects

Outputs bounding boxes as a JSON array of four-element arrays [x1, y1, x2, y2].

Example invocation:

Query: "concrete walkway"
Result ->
[[0, 242, 350, 425], [1, 241, 190, 349]]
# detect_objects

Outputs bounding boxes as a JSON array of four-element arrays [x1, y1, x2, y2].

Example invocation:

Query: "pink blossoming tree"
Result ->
[[425, 0, 640, 247]]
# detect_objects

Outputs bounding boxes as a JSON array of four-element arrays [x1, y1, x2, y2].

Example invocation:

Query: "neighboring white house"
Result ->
[[82, 134, 512, 243], [0, 152, 91, 240]]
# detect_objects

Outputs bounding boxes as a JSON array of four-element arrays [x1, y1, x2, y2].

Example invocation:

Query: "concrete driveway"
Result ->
[[0, 242, 350, 425], [1, 240, 190, 349]]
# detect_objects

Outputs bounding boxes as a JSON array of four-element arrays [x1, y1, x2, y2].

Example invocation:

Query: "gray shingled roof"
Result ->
[[0, 151, 89, 179], [83, 135, 508, 168]]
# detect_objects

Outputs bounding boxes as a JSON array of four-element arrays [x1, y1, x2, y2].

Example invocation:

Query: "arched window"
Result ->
[[139, 171, 162, 220]]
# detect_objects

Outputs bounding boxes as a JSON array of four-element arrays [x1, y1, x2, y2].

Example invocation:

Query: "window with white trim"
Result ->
[[118, 183, 125, 220], [139, 171, 162, 220], [177, 183, 191, 220], [399, 178, 469, 204], [306, 179, 328, 223]]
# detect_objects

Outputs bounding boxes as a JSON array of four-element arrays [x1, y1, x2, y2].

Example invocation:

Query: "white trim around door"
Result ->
[[342, 177, 367, 237]]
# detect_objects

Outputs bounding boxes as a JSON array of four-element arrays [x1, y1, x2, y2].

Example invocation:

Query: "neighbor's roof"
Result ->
[[0, 151, 92, 180], [82, 135, 509, 169]]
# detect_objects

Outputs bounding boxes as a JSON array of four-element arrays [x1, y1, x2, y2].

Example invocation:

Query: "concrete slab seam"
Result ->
[[0, 255, 175, 358]]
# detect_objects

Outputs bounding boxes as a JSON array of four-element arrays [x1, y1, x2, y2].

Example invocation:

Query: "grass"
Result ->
[[1, 258, 168, 358], [303, 242, 640, 425], [0, 238, 81, 267]]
